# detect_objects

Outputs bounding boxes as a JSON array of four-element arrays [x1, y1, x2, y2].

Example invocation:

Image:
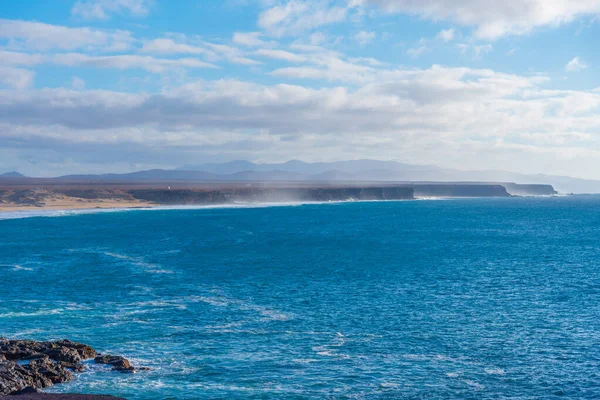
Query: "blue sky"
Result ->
[[1, 0, 599, 177]]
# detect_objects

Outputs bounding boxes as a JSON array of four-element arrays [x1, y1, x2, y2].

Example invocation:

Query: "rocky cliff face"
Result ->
[[411, 184, 511, 198], [502, 183, 557, 196], [222, 187, 415, 202]]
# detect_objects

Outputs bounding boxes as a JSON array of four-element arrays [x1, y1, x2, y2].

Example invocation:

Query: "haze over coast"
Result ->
[[0, 159, 564, 213]]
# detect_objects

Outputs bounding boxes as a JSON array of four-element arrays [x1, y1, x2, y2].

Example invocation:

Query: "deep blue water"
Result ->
[[2, 197, 600, 399]]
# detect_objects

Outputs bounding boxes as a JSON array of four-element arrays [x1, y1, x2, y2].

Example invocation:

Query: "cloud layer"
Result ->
[[0, 2, 599, 177], [2, 64, 599, 176]]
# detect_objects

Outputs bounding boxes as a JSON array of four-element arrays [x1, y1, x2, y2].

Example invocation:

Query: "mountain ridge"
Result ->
[[0, 171, 25, 178], [4, 160, 599, 193]]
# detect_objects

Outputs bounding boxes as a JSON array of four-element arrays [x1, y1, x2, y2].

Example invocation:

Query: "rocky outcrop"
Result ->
[[0, 357, 73, 394], [0, 339, 96, 366], [0, 395, 125, 399], [93, 356, 135, 374], [0, 338, 139, 396], [502, 183, 557, 196]]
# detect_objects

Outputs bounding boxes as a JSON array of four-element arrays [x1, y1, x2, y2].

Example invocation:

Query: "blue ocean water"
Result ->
[[2, 197, 600, 399]]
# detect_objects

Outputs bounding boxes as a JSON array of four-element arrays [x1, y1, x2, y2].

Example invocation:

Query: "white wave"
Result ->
[[484, 368, 506, 375], [464, 380, 485, 391], [312, 332, 350, 359], [11, 264, 33, 271], [414, 196, 453, 201], [191, 296, 231, 307], [0, 207, 140, 221], [190, 294, 293, 321], [102, 251, 174, 274], [379, 382, 401, 388], [204, 321, 246, 330], [292, 358, 320, 364], [0, 309, 63, 318]]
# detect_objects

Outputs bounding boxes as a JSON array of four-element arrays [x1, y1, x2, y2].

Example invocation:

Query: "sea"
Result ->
[[1, 196, 600, 399]]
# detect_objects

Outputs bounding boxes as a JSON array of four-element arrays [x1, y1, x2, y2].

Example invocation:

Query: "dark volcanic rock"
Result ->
[[0, 358, 72, 395], [0, 338, 131, 396], [0, 339, 96, 365], [93, 356, 135, 373], [0, 395, 125, 399]]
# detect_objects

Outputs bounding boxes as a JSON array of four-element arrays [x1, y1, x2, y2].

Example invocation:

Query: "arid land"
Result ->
[[0, 177, 557, 213]]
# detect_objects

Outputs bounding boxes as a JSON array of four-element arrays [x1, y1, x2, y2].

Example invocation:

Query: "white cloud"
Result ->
[[0, 66, 35, 90], [141, 37, 260, 66], [1, 65, 600, 177], [309, 32, 327, 45], [457, 43, 493, 59], [232, 32, 266, 47], [0, 49, 218, 73], [201, 41, 262, 65], [354, 30, 376, 45], [301, 0, 600, 40], [0, 19, 134, 51], [474, 44, 493, 58], [436, 28, 455, 41], [71, 76, 86, 90], [0, 50, 45, 66], [258, 0, 348, 36], [407, 43, 428, 58], [565, 56, 588, 72], [54, 53, 216, 72], [255, 49, 307, 63], [141, 38, 210, 56], [71, 0, 151, 20]]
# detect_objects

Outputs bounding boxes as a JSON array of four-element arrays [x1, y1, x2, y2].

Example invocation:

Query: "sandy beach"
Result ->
[[0, 198, 155, 213]]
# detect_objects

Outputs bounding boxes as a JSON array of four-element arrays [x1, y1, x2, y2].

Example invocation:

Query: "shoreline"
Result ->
[[0, 199, 409, 219], [0, 200, 155, 213], [0, 195, 569, 220]]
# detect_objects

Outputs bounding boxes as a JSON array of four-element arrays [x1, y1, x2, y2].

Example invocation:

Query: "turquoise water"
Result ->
[[1, 197, 600, 399]]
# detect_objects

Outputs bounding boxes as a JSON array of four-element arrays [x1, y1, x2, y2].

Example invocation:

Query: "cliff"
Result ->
[[0, 182, 562, 210], [502, 183, 557, 196], [222, 186, 415, 202], [411, 184, 511, 198]]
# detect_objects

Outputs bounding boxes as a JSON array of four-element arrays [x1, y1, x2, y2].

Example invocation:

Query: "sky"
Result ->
[[0, 0, 599, 178]]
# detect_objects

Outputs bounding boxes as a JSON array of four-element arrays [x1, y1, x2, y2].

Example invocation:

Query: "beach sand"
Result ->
[[0, 198, 155, 213]]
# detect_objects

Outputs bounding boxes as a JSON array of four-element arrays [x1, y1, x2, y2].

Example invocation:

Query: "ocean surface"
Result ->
[[2, 197, 600, 399]]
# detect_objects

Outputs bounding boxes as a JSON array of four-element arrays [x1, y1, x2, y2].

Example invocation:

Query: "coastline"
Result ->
[[0, 183, 562, 217], [0, 194, 568, 214]]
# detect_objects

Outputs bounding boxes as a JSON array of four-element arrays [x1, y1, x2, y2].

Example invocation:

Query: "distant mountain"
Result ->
[[0, 171, 25, 178], [180, 159, 442, 175], [32, 160, 600, 194], [59, 169, 221, 181], [178, 160, 600, 193]]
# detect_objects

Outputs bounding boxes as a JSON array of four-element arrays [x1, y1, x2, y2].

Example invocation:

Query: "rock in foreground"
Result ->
[[0, 338, 138, 397], [0, 395, 124, 399]]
